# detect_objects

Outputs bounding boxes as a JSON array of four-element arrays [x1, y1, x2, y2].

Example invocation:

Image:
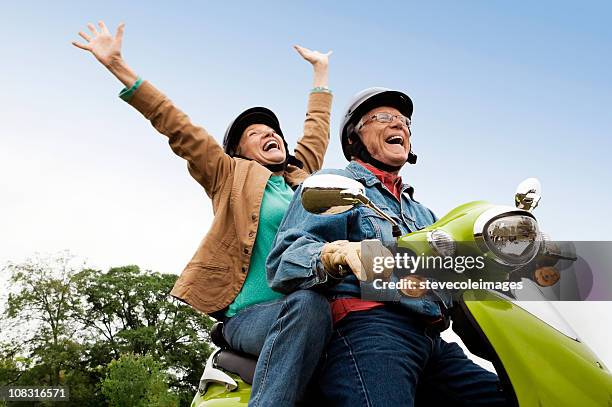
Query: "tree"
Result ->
[[101, 353, 178, 407], [0, 343, 24, 387], [1, 256, 214, 406], [1, 253, 104, 406], [3, 253, 85, 386], [76, 265, 214, 403]]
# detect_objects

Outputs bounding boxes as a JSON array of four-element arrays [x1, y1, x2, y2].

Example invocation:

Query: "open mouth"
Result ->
[[385, 135, 404, 146], [263, 140, 280, 152]]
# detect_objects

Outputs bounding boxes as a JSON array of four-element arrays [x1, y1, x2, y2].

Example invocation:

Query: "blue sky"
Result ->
[[1, 0, 611, 365]]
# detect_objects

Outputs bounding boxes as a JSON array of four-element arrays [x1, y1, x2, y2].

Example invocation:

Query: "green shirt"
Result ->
[[117, 79, 327, 317], [226, 176, 294, 317]]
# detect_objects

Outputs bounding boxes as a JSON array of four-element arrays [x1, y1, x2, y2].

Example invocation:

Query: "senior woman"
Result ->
[[73, 21, 333, 407]]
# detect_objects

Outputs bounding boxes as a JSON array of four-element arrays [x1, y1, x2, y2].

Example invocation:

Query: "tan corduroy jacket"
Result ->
[[126, 81, 332, 315]]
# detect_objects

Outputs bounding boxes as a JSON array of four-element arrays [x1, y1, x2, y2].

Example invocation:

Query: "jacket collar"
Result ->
[[346, 160, 416, 200]]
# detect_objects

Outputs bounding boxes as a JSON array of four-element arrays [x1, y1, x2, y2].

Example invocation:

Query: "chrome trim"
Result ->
[[473, 206, 530, 236], [515, 177, 542, 212], [427, 229, 456, 256], [473, 206, 539, 266], [301, 174, 366, 215]]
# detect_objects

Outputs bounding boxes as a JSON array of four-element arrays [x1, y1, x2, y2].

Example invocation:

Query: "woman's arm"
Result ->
[[72, 21, 233, 196], [292, 46, 333, 174]]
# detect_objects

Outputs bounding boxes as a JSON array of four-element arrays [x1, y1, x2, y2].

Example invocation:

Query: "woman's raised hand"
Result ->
[[72, 21, 125, 67], [294, 45, 332, 88], [293, 45, 332, 68]]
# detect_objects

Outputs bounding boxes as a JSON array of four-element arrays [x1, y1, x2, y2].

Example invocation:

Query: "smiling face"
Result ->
[[236, 123, 286, 165], [354, 106, 411, 169]]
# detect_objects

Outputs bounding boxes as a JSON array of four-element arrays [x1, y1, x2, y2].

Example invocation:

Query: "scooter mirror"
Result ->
[[515, 177, 542, 212], [301, 174, 367, 215], [301, 174, 403, 237]]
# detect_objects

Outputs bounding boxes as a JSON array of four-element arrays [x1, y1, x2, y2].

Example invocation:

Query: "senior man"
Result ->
[[266, 88, 509, 406]]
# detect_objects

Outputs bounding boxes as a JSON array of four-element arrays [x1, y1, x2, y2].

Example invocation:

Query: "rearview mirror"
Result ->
[[515, 178, 542, 212], [301, 174, 366, 215], [301, 174, 402, 237]]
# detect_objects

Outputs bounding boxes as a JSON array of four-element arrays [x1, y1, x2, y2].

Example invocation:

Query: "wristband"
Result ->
[[311, 86, 332, 94], [119, 77, 144, 101]]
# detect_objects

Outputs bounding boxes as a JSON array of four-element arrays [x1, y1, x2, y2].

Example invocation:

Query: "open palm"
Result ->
[[72, 21, 124, 67], [294, 45, 332, 67]]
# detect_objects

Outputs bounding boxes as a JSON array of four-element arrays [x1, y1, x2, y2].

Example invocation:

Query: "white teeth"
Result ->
[[385, 135, 403, 145], [264, 140, 279, 151]]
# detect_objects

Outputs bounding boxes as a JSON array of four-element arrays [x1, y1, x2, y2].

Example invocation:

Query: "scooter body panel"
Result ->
[[191, 378, 251, 407], [464, 290, 612, 406]]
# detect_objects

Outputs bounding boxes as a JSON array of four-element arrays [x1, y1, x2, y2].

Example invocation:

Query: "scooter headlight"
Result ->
[[484, 215, 540, 265]]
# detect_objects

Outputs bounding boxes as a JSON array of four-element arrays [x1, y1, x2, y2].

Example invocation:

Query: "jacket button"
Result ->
[[251, 214, 257, 221], [244, 248, 249, 254], [249, 231, 254, 238], [241, 266, 247, 273]]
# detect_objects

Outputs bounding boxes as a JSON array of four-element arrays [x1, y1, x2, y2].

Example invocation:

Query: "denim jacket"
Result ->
[[267, 161, 451, 318]]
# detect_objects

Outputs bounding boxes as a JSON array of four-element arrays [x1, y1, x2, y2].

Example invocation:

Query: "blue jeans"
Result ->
[[318, 306, 509, 407], [223, 290, 332, 407]]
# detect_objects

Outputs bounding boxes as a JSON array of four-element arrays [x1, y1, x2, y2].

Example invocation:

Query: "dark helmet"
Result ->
[[222, 106, 303, 171], [340, 87, 417, 165], [223, 106, 285, 157]]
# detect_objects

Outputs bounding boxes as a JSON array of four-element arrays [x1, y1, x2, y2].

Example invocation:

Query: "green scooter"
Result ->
[[192, 175, 612, 406]]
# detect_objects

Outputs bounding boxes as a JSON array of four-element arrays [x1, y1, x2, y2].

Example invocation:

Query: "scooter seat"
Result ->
[[209, 322, 257, 385], [216, 350, 256, 385]]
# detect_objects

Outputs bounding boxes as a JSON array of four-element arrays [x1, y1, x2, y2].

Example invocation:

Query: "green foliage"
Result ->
[[0, 345, 21, 386], [4, 254, 84, 358], [76, 265, 214, 399], [101, 353, 178, 407], [1, 254, 215, 406]]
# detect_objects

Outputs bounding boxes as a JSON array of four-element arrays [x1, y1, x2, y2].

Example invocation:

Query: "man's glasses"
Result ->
[[357, 112, 411, 130]]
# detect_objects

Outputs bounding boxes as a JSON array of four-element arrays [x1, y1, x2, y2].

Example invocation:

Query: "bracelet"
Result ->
[[119, 77, 144, 101], [311, 86, 332, 94]]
